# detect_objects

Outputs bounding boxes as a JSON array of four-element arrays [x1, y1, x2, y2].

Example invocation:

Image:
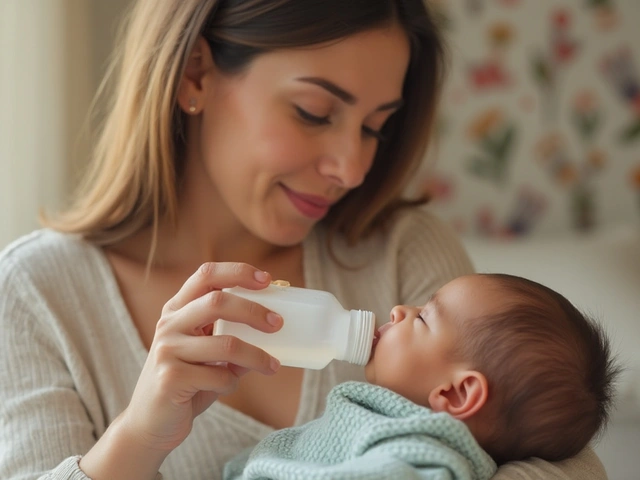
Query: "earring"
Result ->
[[188, 98, 197, 113]]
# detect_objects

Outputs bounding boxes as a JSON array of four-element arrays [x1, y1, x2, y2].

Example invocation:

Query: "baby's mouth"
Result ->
[[369, 329, 381, 361], [372, 329, 381, 349]]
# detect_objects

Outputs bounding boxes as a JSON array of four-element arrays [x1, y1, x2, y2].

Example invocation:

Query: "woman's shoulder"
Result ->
[[383, 205, 463, 242], [0, 229, 100, 287], [1, 229, 91, 266], [308, 206, 474, 311], [320, 206, 470, 262]]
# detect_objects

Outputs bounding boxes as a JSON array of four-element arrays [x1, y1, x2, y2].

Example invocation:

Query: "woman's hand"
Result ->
[[130, 261, 281, 448], [80, 262, 281, 479]]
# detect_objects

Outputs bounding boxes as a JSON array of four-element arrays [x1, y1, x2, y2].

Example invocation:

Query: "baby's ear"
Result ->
[[428, 371, 488, 420]]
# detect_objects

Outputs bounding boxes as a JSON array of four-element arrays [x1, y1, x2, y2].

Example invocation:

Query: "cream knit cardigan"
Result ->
[[0, 209, 606, 479]]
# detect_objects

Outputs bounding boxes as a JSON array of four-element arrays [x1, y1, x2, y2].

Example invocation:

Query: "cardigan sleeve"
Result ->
[[395, 208, 475, 307], [40, 457, 90, 480], [0, 256, 97, 479], [491, 445, 607, 480]]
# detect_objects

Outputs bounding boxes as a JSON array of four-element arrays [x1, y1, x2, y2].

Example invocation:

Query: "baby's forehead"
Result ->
[[435, 274, 506, 308]]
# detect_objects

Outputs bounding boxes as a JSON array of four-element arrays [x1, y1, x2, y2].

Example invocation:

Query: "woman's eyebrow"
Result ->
[[296, 76, 404, 111]]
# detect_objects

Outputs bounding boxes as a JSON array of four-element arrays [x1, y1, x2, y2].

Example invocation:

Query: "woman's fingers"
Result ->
[[163, 262, 271, 314], [156, 261, 282, 339], [227, 363, 250, 377], [159, 335, 280, 376], [162, 288, 282, 335], [176, 363, 244, 397]]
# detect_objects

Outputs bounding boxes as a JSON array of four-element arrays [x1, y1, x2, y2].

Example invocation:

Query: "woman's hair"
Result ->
[[453, 274, 620, 465], [45, 0, 446, 253]]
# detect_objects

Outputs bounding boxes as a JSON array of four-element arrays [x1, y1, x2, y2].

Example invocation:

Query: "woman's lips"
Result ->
[[281, 184, 332, 219]]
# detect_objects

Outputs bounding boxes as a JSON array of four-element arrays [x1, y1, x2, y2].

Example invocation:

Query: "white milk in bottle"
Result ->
[[214, 282, 375, 369]]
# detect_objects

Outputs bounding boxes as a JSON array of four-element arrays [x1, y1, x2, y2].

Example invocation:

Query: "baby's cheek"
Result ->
[[365, 340, 393, 387], [380, 324, 405, 347]]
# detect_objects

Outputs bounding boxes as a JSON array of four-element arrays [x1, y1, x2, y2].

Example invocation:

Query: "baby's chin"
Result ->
[[364, 354, 376, 383], [363, 329, 381, 381], [363, 366, 374, 384]]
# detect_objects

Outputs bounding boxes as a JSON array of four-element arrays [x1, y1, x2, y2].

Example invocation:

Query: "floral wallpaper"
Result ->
[[417, 0, 640, 237]]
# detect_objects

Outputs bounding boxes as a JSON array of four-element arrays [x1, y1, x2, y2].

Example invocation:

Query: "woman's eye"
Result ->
[[362, 125, 386, 142], [417, 313, 426, 324], [296, 106, 330, 125]]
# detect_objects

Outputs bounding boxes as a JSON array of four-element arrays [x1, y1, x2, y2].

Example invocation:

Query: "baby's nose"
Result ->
[[389, 305, 408, 324]]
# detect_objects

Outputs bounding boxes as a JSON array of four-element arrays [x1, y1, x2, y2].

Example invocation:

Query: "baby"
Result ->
[[224, 273, 620, 479]]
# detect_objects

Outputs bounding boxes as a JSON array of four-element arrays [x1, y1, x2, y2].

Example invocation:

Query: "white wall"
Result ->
[[1, 1, 68, 248], [0, 0, 131, 249]]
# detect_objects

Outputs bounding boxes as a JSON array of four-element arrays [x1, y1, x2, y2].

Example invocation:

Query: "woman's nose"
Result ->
[[317, 133, 373, 189]]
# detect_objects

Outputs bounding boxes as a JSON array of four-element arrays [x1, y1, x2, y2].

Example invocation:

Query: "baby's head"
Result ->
[[366, 273, 620, 465]]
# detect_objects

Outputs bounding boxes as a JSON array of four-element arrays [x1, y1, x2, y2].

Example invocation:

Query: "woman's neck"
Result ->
[[109, 214, 293, 274]]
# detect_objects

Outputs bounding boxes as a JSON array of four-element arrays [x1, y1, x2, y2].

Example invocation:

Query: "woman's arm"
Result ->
[[0, 258, 98, 479], [492, 446, 607, 480], [79, 262, 282, 480], [0, 256, 280, 480]]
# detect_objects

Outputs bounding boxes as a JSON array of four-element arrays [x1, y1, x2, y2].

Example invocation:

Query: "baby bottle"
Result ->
[[214, 282, 376, 369]]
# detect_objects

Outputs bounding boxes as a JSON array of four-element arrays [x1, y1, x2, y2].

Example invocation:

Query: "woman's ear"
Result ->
[[428, 370, 488, 420], [177, 36, 216, 115]]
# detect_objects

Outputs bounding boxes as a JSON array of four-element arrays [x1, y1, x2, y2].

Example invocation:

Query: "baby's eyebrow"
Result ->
[[425, 292, 437, 306], [426, 292, 443, 316], [417, 294, 434, 311]]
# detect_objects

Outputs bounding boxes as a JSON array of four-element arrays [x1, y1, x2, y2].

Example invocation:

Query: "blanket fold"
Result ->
[[224, 381, 496, 480]]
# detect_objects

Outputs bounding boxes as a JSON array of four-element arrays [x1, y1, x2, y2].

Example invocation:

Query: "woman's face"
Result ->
[[190, 25, 410, 245]]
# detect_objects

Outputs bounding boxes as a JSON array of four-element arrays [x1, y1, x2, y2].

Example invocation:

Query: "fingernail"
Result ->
[[267, 312, 282, 327], [254, 270, 269, 283], [270, 356, 281, 372]]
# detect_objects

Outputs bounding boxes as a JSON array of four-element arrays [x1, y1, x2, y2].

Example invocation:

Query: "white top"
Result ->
[[0, 208, 605, 479]]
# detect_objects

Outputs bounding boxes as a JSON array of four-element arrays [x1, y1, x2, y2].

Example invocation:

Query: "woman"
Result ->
[[0, 1, 605, 478]]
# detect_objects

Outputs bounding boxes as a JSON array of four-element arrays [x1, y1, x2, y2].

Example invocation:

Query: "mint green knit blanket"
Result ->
[[224, 381, 496, 480]]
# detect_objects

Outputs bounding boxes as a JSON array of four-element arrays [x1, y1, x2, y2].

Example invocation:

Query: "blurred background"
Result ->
[[0, 0, 130, 247], [418, 0, 640, 238], [1, 1, 638, 478]]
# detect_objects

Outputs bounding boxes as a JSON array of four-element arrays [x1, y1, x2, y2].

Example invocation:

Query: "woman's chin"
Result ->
[[260, 222, 315, 247]]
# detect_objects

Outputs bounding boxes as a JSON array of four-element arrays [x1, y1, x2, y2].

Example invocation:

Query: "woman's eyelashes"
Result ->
[[362, 125, 386, 142], [296, 106, 330, 125], [295, 106, 385, 141]]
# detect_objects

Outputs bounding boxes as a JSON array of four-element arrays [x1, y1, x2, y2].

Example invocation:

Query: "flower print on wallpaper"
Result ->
[[531, 9, 581, 121], [631, 164, 640, 209], [420, 0, 640, 237], [534, 93, 607, 231], [468, 22, 515, 91], [586, 0, 620, 31], [601, 46, 640, 144], [474, 186, 547, 237], [466, 107, 518, 185]]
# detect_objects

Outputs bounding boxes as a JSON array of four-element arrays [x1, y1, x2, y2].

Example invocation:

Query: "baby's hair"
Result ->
[[453, 273, 621, 465]]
